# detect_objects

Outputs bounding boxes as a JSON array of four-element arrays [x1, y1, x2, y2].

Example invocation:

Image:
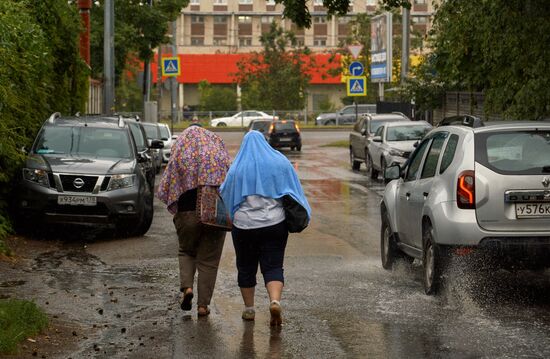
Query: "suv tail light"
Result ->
[[457, 170, 475, 209]]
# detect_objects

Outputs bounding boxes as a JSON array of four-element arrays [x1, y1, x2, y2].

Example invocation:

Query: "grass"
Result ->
[[0, 299, 48, 354], [0, 239, 11, 256], [321, 140, 349, 148]]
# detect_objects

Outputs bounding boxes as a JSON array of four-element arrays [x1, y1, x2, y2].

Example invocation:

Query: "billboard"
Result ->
[[370, 13, 392, 83]]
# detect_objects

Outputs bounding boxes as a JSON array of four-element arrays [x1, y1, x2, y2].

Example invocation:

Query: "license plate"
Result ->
[[279, 138, 291, 142], [515, 203, 550, 218], [57, 195, 97, 206]]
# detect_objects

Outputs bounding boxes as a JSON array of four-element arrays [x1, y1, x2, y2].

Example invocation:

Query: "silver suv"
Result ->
[[15, 113, 164, 236], [380, 121, 550, 294]]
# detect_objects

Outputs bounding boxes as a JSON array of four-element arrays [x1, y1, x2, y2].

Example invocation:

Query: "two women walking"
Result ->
[[158, 127, 310, 326]]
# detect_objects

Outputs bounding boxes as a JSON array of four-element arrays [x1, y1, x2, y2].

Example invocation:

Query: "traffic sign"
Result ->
[[347, 44, 363, 59], [348, 61, 364, 76], [347, 76, 367, 96], [162, 56, 180, 77]]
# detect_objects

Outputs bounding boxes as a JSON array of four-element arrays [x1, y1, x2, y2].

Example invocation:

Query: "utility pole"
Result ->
[[170, 20, 178, 125], [401, 7, 410, 84], [143, 0, 152, 105], [103, 0, 115, 114]]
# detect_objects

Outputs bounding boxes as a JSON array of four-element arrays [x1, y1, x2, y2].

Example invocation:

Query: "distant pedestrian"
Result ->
[[157, 126, 231, 316], [220, 130, 311, 326]]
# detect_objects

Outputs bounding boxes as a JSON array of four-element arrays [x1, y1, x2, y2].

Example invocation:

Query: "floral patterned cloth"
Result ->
[[157, 126, 231, 214]]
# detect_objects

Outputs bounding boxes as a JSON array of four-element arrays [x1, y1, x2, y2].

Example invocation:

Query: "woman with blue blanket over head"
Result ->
[[220, 130, 311, 326]]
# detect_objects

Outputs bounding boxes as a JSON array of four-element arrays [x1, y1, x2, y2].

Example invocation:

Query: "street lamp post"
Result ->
[[103, 0, 115, 114]]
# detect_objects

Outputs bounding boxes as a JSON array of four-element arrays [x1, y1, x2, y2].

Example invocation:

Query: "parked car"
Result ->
[[140, 122, 163, 173], [380, 121, 550, 295], [157, 123, 172, 163], [349, 112, 410, 172], [367, 121, 432, 179], [210, 110, 278, 127], [120, 116, 158, 192], [246, 119, 272, 139], [15, 113, 164, 236], [316, 104, 376, 126]]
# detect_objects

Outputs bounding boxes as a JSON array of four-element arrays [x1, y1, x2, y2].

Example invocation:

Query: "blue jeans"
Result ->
[[231, 221, 288, 288]]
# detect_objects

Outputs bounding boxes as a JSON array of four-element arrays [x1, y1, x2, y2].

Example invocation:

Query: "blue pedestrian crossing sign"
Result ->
[[162, 56, 180, 77], [347, 76, 367, 96]]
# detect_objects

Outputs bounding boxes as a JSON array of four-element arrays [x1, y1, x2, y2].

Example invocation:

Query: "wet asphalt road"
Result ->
[[2, 130, 550, 358]]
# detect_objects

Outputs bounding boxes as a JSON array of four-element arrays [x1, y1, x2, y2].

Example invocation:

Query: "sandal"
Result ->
[[241, 308, 255, 321], [269, 300, 282, 326], [197, 305, 210, 317], [179, 289, 193, 311]]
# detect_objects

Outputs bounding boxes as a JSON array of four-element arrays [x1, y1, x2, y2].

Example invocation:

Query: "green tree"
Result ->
[[198, 81, 238, 112], [429, 0, 550, 119], [234, 22, 313, 110]]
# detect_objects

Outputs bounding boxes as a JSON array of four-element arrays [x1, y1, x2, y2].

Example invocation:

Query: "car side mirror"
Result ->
[[384, 164, 401, 181], [149, 139, 164, 149], [372, 136, 382, 143]]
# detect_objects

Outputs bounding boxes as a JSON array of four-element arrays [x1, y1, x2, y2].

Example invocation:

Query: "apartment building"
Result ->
[[154, 0, 435, 113]]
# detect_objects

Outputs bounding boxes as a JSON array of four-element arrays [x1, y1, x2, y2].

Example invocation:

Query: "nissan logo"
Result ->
[[543, 177, 550, 188], [73, 178, 85, 189]]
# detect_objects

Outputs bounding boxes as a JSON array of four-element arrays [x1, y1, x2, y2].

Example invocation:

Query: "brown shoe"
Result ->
[[179, 289, 193, 311], [269, 301, 282, 326], [197, 305, 210, 317]]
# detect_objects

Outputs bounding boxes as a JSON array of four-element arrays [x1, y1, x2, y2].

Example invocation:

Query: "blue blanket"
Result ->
[[220, 130, 311, 220]]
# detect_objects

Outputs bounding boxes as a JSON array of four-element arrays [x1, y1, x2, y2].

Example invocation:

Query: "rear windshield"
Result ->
[[475, 130, 550, 174], [386, 125, 430, 141], [158, 126, 170, 139], [274, 122, 297, 132], [35, 127, 132, 158], [142, 124, 160, 139], [251, 121, 271, 132]]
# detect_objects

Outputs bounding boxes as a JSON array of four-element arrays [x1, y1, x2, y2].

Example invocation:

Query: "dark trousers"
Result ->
[[231, 221, 288, 288]]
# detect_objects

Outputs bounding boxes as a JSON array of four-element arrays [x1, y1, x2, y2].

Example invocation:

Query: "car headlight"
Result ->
[[23, 168, 49, 187], [107, 174, 135, 191], [389, 149, 406, 157]]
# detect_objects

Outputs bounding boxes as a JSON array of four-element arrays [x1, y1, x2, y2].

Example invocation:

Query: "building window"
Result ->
[[214, 16, 227, 24], [213, 38, 227, 45], [239, 0, 253, 3], [338, 16, 352, 24], [214, 0, 226, 4], [239, 37, 252, 46], [261, 15, 275, 24], [295, 37, 305, 47], [266, 0, 276, 4], [414, 0, 426, 4], [313, 0, 323, 5], [191, 15, 204, 23], [314, 16, 327, 24], [366, 0, 377, 5], [313, 38, 327, 46], [191, 37, 204, 45], [238, 16, 252, 24], [412, 16, 428, 24], [189, 0, 199, 3]]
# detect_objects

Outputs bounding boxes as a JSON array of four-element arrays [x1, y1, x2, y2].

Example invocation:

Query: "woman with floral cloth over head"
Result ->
[[157, 125, 231, 317], [220, 130, 311, 326]]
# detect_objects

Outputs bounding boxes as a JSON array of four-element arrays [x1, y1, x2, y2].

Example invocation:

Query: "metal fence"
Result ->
[[433, 91, 501, 124], [157, 109, 321, 125]]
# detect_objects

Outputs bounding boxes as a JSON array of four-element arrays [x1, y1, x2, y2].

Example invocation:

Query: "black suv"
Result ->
[[15, 113, 164, 236]]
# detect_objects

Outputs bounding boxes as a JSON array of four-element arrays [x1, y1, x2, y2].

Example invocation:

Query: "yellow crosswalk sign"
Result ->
[[162, 56, 180, 77], [347, 76, 367, 96]]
